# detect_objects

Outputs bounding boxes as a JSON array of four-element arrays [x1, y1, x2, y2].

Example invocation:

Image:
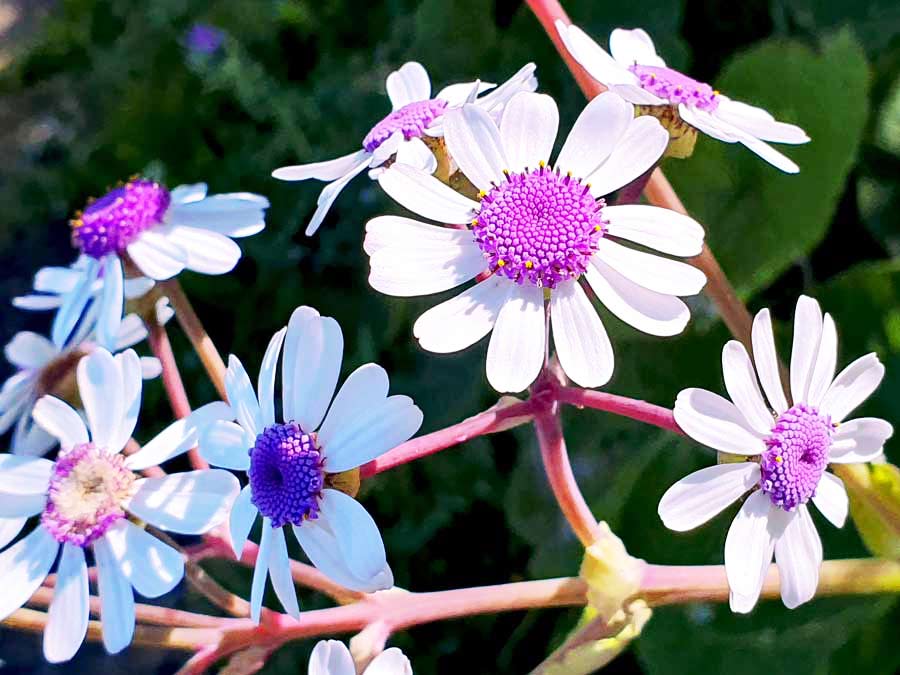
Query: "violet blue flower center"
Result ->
[[41, 443, 136, 547], [629, 64, 720, 112], [760, 403, 833, 511], [362, 98, 448, 153], [248, 422, 325, 528], [71, 178, 171, 259], [472, 165, 606, 288]]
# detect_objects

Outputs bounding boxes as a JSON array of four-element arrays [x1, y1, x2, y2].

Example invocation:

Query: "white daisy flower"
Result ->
[[48, 180, 268, 350], [197, 306, 423, 621], [0, 319, 160, 457], [272, 61, 537, 235], [0, 347, 239, 662], [309, 640, 412, 675], [658, 295, 893, 612], [365, 90, 706, 393], [555, 22, 810, 173]]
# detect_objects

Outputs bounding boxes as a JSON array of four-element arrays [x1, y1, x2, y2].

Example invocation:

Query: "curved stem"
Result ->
[[556, 386, 684, 436]]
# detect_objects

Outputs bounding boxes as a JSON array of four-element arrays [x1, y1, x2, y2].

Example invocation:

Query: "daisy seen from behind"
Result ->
[[272, 61, 537, 235], [309, 640, 412, 675], [366, 90, 706, 393], [198, 306, 423, 621], [658, 295, 893, 612], [0, 347, 239, 662], [556, 21, 810, 172]]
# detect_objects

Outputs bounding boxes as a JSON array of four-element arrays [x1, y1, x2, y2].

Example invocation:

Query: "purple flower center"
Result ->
[[629, 65, 720, 112], [248, 422, 325, 528], [472, 166, 606, 288], [760, 403, 833, 511], [362, 99, 448, 153], [72, 178, 171, 259], [41, 443, 135, 547]]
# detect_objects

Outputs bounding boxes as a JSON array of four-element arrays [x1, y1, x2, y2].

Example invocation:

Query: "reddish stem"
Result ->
[[556, 386, 684, 436]]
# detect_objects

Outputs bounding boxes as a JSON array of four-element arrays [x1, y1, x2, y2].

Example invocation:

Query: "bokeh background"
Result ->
[[1, 0, 899, 673]]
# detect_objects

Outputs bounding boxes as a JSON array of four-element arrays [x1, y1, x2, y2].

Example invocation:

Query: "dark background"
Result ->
[[0, 0, 898, 673]]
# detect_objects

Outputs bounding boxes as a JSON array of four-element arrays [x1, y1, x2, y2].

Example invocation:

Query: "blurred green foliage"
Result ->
[[0, 0, 898, 673]]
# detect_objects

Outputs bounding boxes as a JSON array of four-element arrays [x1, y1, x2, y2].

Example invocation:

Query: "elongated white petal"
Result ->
[[486, 284, 545, 393], [675, 388, 766, 455], [609, 82, 667, 105], [77, 348, 123, 449], [751, 308, 789, 414], [127, 231, 189, 280], [293, 519, 393, 593], [258, 327, 287, 428], [714, 98, 810, 144], [161, 226, 242, 275], [268, 526, 300, 619], [250, 520, 273, 624], [229, 485, 258, 559], [0, 454, 53, 495], [364, 215, 475, 256], [807, 314, 838, 407], [167, 193, 268, 238], [595, 238, 706, 296], [725, 491, 778, 613], [104, 520, 184, 598], [604, 205, 704, 257], [436, 80, 495, 105], [775, 505, 822, 609], [110, 349, 142, 453], [115, 314, 150, 351], [555, 92, 634, 179], [306, 157, 371, 236], [13, 294, 62, 310], [4, 332, 56, 370], [0, 527, 57, 621], [96, 255, 124, 350], [722, 341, 775, 435], [812, 473, 848, 528], [386, 61, 431, 109], [660, 463, 761, 531], [51, 259, 98, 347], [377, 164, 478, 224], [170, 183, 208, 204], [609, 28, 665, 67], [830, 417, 893, 463], [317, 490, 389, 588], [474, 63, 538, 114], [499, 92, 558, 172], [587, 116, 668, 197], [126, 470, 240, 534], [790, 295, 823, 405], [0, 492, 46, 518], [394, 137, 437, 174], [198, 419, 252, 471], [0, 517, 26, 548], [366, 648, 413, 675], [309, 640, 355, 675], [34, 265, 82, 294], [369, 243, 485, 297], [819, 353, 885, 423], [551, 280, 614, 388], [227, 355, 263, 437], [555, 22, 636, 86], [443, 104, 507, 192], [44, 544, 88, 663], [273, 150, 371, 182], [94, 536, 135, 654], [32, 396, 88, 450]]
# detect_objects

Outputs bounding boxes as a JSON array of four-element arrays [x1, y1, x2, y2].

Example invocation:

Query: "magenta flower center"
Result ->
[[41, 443, 136, 547], [72, 178, 171, 259], [472, 166, 606, 288], [362, 98, 448, 153], [249, 422, 325, 528], [760, 403, 833, 511], [629, 64, 720, 112]]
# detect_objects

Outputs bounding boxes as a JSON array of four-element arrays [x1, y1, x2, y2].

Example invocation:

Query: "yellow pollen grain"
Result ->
[[497, 260, 506, 267], [477, 190, 486, 200], [525, 261, 534, 269], [775, 456, 783, 464]]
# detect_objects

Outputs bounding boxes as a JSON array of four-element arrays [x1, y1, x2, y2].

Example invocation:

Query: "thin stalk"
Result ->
[[556, 386, 684, 436]]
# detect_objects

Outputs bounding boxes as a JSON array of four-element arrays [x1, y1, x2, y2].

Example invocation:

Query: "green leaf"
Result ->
[[835, 463, 900, 559]]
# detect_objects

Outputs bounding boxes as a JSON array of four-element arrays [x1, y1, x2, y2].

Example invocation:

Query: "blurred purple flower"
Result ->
[[185, 23, 225, 55]]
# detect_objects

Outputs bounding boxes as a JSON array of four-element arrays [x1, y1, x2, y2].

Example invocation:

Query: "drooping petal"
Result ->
[[268, 526, 300, 620], [229, 485, 258, 559], [258, 327, 287, 428], [713, 98, 810, 144], [227, 354, 263, 437], [250, 519, 273, 624], [51, 259, 98, 348], [751, 308, 789, 414], [775, 505, 822, 609], [308, 640, 356, 675], [721, 341, 775, 435], [0, 526, 57, 621], [94, 536, 135, 654], [725, 491, 778, 613], [674, 388, 767, 455], [77, 348, 123, 449], [811, 473, 848, 528], [365, 648, 413, 675], [167, 193, 268, 238], [790, 295, 823, 406], [110, 349, 142, 453], [386, 62, 431, 109], [377, 164, 478, 224], [603, 204, 705, 257], [43, 543, 89, 663], [555, 22, 636, 86], [0, 454, 53, 495], [96, 255, 124, 350], [4, 332, 57, 370], [125, 470, 240, 534], [169, 183, 208, 204], [819, 353, 885, 423], [161, 226, 242, 275], [586, 116, 669, 197], [394, 137, 437, 174], [114, 313, 150, 350], [474, 63, 539, 114], [806, 314, 838, 407], [609, 28, 666, 67], [272, 150, 371, 182], [499, 92, 558, 173], [31, 396, 88, 450], [830, 417, 893, 463], [485, 284, 545, 393], [104, 520, 184, 598], [659, 463, 761, 532], [126, 231, 189, 280], [443, 104, 508, 192], [555, 91, 634, 179], [595, 238, 706, 296], [198, 419, 252, 471], [550, 280, 614, 388]]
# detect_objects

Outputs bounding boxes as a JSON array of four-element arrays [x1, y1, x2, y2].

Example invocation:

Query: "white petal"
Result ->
[[126, 470, 240, 534], [609, 28, 665, 67], [114, 314, 150, 350], [413, 276, 512, 353], [109, 349, 142, 452], [586, 116, 668, 197], [555, 91, 634, 178], [126, 231, 189, 280], [595, 238, 706, 296], [258, 327, 287, 428], [160, 226, 242, 275], [550, 280, 614, 388], [830, 417, 893, 463], [125, 401, 233, 471], [714, 98, 810, 144], [585, 258, 690, 337], [443, 104, 507, 192], [317, 490, 389, 588], [364, 215, 476, 257], [436, 80, 495, 105], [34, 265, 82, 294], [305, 156, 371, 236], [386, 62, 431, 109], [13, 294, 61, 311], [377, 164, 478, 224], [394, 137, 438, 175], [123, 276, 155, 301], [604, 204, 704, 257], [474, 63, 539, 114], [268, 526, 300, 620], [555, 22, 636, 86], [486, 284, 545, 393], [0, 527, 57, 621], [0, 492, 46, 518], [369, 240, 485, 297], [198, 419, 252, 471], [819, 353, 885, 423], [674, 388, 767, 455], [227, 354, 263, 437], [32, 396, 88, 450], [12, 414, 57, 458], [365, 648, 413, 675], [282, 307, 343, 431], [677, 103, 741, 142], [812, 473, 848, 528], [499, 92, 558, 172], [659, 463, 761, 531], [96, 255, 124, 350], [250, 519, 273, 624], [807, 314, 838, 407], [609, 82, 668, 105], [44, 544, 89, 663], [170, 183, 208, 204], [167, 193, 268, 238], [4, 332, 56, 370], [140, 357, 162, 379], [751, 308, 789, 414], [790, 295, 823, 405], [725, 491, 778, 613], [0, 517, 26, 549], [51, 259, 98, 347], [229, 485, 258, 559], [104, 520, 184, 598], [273, 150, 371, 182], [722, 341, 775, 435], [309, 640, 355, 675], [94, 536, 135, 654], [0, 454, 53, 495], [775, 505, 822, 609]]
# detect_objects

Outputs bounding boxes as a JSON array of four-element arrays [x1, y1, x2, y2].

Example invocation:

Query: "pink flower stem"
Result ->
[[555, 386, 684, 436]]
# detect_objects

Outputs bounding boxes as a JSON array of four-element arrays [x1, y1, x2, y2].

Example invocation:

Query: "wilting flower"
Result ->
[[309, 640, 412, 675], [658, 296, 892, 612], [556, 22, 810, 172], [53, 180, 267, 350], [366, 91, 706, 393], [198, 306, 423, 620], [0, 348, 239, 662], [0, 319, 160, 456], [272, 61, 537, 235]]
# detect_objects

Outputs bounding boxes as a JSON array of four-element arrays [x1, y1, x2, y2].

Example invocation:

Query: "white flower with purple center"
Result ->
[[272, 61, 537, 235], [365, 90, 706, 393], [658, 295, 893, 612], [53, 180, 268, 350], [555, 22, 810, 173], [0, 319, 160, 457], [309, 640, 412, 675], [0, 347, 239, 662], [198, 306, 423, 621]]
